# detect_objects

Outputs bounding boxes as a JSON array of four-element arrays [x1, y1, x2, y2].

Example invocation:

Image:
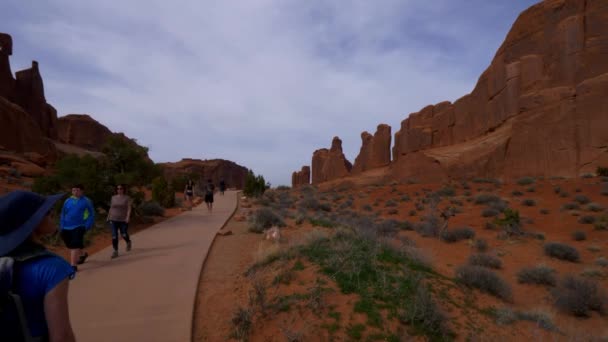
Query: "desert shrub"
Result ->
[[408, 210, 416, 216], [436, 186, 455, 197], [475, 194, 501, 205], [400, 284, 450, 339], [572, 231, 587, 241], [540, 209, 550, 215], [517, 265, 556, 286], [243, 170, 268, 197], [544, 242, 580, 262], [587, 203, 604, 212], [474, 239, 488, 252], [574, 195, 590, 205], [494, 208, 522, 236], [468, 254, 502, 269], [482, 208, 500, 217], [400, 195, 411, 202], [493, 307, 556, 331], [384, 199, 398, 207], [578, 215, 596, 224], [597, 167, 608, 177], [526, 187, 536, 193], [552, 275, 607, 317], [440, 227, 475, 243], [562, 202, 580, 210], [361, 204, 372, 212], [151, 176, 175, 208], [230, 307, 252, 340], [511, 190, 523, 197], [139, 201, 165, 217], [455, 265, 512, 300], [553, 186, 562, 194], [387, 209, 398, 215], [596, 257, 608, 268], [249, 208, 285, 233], [376, 219, 401, 237], [517, 177, 535, 186], [522, 199, 536, 207]]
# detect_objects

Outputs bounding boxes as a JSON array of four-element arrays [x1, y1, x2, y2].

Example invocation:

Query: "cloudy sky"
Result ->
[[1, 0, 539, 186]]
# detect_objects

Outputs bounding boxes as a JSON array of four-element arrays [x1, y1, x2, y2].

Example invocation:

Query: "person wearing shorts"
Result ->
[[107, 184, 133, 259], [60, 184, 94, 271], [184, 180, 194, 210], [204, 179, 215, 212], [219, 179, 226, 195]]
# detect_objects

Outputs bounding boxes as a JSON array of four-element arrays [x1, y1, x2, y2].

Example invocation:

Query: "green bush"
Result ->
[[243, 170, 268, 197], [468, 254, 502, 269], [552, 275, 607, 317], [517, 177, 535, 186], [151, 176, 175, 208], [440, 227, 475, 243], [455, 265, 512, 300], [517, 265, 556, 286], [597, 167, 608, 177], [544, 242, 580, 262], [139, 201, 165, 216], [249, 208, 285, 233]]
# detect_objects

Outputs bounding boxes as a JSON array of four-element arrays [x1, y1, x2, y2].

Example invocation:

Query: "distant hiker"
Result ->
[[0, 190, 76, 342], [219, 179, 226, 196], [107, 184, 133, 259], [184, 179, 195, 210], [60, 184, 94, 271], [204, 179, 215, 212]]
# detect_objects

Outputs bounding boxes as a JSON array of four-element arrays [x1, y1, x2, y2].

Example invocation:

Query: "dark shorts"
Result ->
[[61, 226, 86, 249], [204, 193, 214, 203], [185, 191, 193, 197]]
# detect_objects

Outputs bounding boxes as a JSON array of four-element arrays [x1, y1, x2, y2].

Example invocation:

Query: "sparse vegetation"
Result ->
[[574, 195, 590, 205], [249, 208, 285, 233], [597, 166, 608, 177], [517, 265, 556, 286], [440, 227, 475, 243], [578, 215, 596, 224], [572, 231, 586, 241], [517, 177, 535, 186], [494, 208, 522, 236], [562, 202, 580, 211], [491, 307, 556, 331], [544, 243, 580, 262], [468, 254, 502, 269], [522, 199, 536, 206], [587, 203, 604, 212], [552, 275, 607, 317], [482, 208, 500, 217], [474, 239, 488, 253], [455, 265, 512, 301]]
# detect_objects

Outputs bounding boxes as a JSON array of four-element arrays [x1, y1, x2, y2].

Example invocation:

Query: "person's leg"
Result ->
[[69, 249, 78, 267], [76, 227, 88, 264], [61, 230, 79, 268], [119, 222, 132, 251], [110, 221, 119, 258]]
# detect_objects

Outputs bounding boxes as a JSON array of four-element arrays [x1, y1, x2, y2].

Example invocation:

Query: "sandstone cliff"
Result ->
[[291, 166, 311, 188], [56, 114, 114, 151], [352, 124, 392, 174], [311, 137, 352, 184], [302, 0, 608, 185], [160, 158, 249, 189]]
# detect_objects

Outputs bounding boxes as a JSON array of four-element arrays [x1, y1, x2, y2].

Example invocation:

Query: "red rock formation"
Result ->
[[160, 158, 249, 189], [56, 114, 113, 151], [14, 61, 58, 139], [0, 33, 14, 100], [352, 124, 391, 174], [389, 0, 608, 181], [291, 166, 310, 187], [311, 137, 352, 184]]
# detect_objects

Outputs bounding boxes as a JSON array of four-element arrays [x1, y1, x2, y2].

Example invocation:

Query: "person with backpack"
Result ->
[[204, 179, 215, 212], [0, 190, 76, 342], [107, 184, 133, 259], [60, 184, 95, 272], [183, 179, 195, 210]]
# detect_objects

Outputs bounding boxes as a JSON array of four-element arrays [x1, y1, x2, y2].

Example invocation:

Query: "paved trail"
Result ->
[[69, 191, 238, 342]]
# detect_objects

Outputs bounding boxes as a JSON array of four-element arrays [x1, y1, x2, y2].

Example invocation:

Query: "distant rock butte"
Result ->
[[311, 137, 352, 185], [56, 114, 113, 151], [291, 166, 310, 188], [160, 158, 249, 190], [352, 124, 391, 174], [299, 0, 608, 184]]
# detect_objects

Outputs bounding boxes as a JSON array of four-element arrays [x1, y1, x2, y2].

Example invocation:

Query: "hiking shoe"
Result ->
[[77, 252, 89, 265], [111, 250, 119, 259], [72, 266, 78, 273], [126, 241, 132, 252]]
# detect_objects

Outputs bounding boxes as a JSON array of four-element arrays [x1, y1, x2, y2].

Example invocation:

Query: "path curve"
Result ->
[[69, 190, 238, 342]]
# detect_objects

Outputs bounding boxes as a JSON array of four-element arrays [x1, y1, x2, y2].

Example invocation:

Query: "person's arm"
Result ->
[[107, 196, 112, 222], [85, 198, 95, 229], [59, 200, 68, 230], [44, 279, 76, 342], [126, 197, 132, 223]]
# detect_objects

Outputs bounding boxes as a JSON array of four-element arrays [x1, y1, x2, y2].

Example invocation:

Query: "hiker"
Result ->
[[184, 179, 194, 210], [107, 184, 133, 259], [204, 179, 215, 212], [60, 184, 95, 271], [0, 190, 76, 342], [219, 179, 226, 196]]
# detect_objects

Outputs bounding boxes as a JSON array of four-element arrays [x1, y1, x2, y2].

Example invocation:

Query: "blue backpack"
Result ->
[[0, 249, 53, 342]]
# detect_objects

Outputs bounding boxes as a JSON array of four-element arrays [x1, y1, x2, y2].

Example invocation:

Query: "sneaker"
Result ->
[[111, 250, 119, 259], [77, 252, 89, 265], [126, 241, 132, 252], [72, 265, 78, 273]]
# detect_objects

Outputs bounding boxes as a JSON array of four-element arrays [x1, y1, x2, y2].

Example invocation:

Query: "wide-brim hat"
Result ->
[[0, 191, 64, 255]]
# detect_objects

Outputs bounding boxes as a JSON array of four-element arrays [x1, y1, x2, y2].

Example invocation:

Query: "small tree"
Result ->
[[243, 170, 267, 197], [597, 166, 608, 177], [151, 176, 175, 208]]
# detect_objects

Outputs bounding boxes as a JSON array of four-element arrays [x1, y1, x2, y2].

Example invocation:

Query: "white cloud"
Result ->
[[1, 0, 538, 185]]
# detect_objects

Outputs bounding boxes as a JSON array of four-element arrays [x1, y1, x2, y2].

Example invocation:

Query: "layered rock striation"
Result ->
[[291, 166, 310, 188], [352, 124, 391, 174]]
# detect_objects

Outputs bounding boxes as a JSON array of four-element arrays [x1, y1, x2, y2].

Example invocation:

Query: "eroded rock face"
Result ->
[[160, 158, 249, 190], [390, 0, 608, 180], [291, 166, 310, 188], [0, 33, 14, 100], [311, 137, 352, 184], [56, 114, 113, 151], [352, 124, 391, 174]]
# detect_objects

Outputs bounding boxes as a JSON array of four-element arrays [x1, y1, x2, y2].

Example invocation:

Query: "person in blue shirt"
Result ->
[[60, 184, 95, 271], [0, 190, 76, 341]]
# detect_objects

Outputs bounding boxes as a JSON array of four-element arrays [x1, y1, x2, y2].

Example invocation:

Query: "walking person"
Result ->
[[60, 184, 94, 272], [219, 179, 226, 196], [204, 179, 215, 212], [184, 179, 194, 210], [107, 184, 133, 259], [0, 190, 76, 342]]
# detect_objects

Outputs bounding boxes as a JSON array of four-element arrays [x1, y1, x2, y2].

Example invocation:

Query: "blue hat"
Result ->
[[0, 191, 64, 256]]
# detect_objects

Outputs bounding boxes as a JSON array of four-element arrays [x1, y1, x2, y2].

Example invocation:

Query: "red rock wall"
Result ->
[[160, 158, 249, 190], [311, 137, 352, 184], [291, 166, 310, 187], [56, 114, 113, 151], [0, 33, 14, 100], [352, 124, 391, 174]]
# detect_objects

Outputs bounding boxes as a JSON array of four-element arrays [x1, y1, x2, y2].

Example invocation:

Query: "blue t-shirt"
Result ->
[[0, 255, 75, 339]]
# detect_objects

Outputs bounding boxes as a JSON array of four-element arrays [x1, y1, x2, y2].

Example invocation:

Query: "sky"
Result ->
[[0, 0, 539, 186]]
